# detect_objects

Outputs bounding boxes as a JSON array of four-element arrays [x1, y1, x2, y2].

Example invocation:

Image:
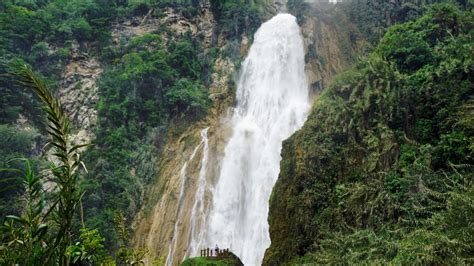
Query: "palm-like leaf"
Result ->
[[8, 63, 90, 264]]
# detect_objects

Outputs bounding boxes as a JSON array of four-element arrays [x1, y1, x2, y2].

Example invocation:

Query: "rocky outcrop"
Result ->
[[58, 41, 102, 145], [299, 3, 366, 98], [181, 252, 244, 266], [111, 2, 215, 47], [57, 0, 220, 147]]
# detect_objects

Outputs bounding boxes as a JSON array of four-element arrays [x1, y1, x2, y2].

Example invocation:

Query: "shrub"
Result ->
[[165, 78, 209, 116]]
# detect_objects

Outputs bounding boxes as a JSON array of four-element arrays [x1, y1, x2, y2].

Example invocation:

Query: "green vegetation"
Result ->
[[1, 159, 51, 264], [265, 3, 473, 265], [0, 124, 41, 218], [0, 65, 157, 265], [0, 0, 118, 85], [113, 212, 154, 264], [210, 0, 263, 39], [67, 227, 111, 264], [180, 257, 234, 266], [181, 254, 243, 266], [0, 64, 97, 264], [0, 0, 132, 225], [287, 0, 308, 24], [0, 0, 217, 258], [338, 0, 472, 45]]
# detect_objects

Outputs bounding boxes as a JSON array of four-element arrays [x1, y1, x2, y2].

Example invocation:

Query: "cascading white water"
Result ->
[[202, 14, 310, 265], [187, 128, 210, 257], [166, 128, 209, 266]]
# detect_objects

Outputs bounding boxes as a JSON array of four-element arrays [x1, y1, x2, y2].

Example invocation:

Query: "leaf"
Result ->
[[47, 124, 65, 142], [6, 215, 28, 225], [68, 143, 92, 155], [80, 161, 88, 174], [0, 168, 23, 174], [33, 224, 48, 239], [0, 184, 20, 193], [48, 141, 67, 152], [46, 116, 64, 134], [9, 62, 89, 263], [52, 152, 68, 162]]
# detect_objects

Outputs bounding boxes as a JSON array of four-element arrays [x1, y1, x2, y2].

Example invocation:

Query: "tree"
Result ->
[[165, 78, 210, 117]]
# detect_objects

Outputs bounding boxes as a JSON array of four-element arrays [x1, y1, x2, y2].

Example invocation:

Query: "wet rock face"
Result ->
[[299, 9, 358, 97], [287, 1, 371, 100]]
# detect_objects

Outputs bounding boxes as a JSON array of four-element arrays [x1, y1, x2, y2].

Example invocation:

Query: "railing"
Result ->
[[200, 248, 231, 258]]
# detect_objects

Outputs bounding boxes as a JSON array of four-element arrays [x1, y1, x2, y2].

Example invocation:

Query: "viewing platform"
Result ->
[[200, 247, 231, 259]]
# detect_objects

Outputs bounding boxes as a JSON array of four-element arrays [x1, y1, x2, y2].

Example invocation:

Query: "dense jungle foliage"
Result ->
[[266, 3, 473, 265], [338, 0, 471, 44], [289, 0, 471, 44], [209, 0, 262, 39]]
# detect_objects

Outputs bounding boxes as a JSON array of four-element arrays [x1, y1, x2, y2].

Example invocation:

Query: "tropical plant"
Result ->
[[66, 227, 111, 264], [1, 63, 90, 264], [113, 212, 149, 265], [0, 159, 47, 265]]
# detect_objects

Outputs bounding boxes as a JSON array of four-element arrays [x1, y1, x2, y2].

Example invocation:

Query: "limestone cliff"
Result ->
[[299, 3, 367, 96], [58, 41, 102, 146]]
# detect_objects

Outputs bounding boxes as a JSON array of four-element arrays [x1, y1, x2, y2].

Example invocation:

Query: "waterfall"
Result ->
[[202, 14, 310, 265], [187, 128, 210, 257], [166, 128, 210, 266]]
